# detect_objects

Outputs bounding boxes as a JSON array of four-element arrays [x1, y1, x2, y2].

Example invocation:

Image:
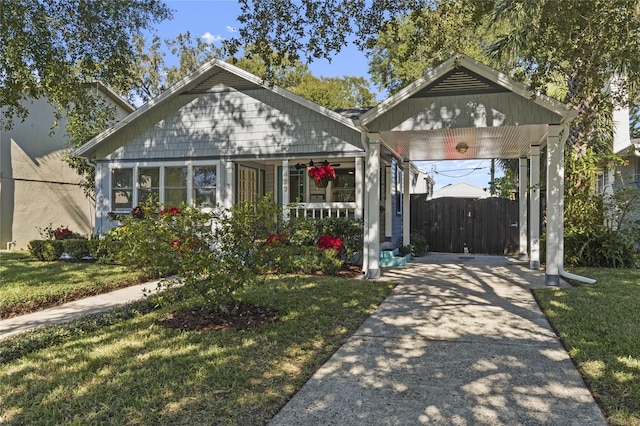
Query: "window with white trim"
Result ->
[[110, 163, 217, 211], [193, 166, 216, 207], [111, 168, 133, 210], [165, 166, 188, 205], [138, 167, 160, 203]]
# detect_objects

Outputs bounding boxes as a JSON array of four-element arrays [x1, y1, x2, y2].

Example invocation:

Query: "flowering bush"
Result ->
[[160, 206, 182, 216], [266, 233, 289, 245], [130, 206, 146, 219], [307, 164, 336, 182], [53, 227, 74, 240], [317, 234, 344, 257]]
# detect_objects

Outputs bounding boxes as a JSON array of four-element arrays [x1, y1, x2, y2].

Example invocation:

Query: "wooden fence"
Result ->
[[410, 196, 520, 255]]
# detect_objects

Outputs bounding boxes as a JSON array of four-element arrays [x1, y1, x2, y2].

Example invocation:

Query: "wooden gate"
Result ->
[[410, 195, 520, 255]]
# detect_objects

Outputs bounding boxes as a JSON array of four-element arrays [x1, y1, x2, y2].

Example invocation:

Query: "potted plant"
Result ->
[[308, 163, 336, 188]]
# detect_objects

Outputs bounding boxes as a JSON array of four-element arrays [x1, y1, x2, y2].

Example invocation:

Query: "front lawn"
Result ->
[[0, 251, 148, 318], [534, 267, 640, 426], [0, 275, 394, 425]]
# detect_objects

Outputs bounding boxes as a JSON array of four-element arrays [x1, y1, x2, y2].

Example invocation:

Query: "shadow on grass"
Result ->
[[534, 267, 640, 425], [0, 276, 394, 425]]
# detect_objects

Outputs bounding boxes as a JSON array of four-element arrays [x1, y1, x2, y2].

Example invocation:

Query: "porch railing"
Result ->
[[287, 202, 359, 219]]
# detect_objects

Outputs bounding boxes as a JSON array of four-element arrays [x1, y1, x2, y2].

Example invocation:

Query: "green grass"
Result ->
[[0, 275, 394, 425], [534, 267, 640, 426], [0, 251, 148, 318]]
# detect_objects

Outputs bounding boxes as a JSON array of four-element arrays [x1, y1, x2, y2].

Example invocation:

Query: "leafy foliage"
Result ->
[[106, 197, 362, 313], [0, 0, 171, 130]]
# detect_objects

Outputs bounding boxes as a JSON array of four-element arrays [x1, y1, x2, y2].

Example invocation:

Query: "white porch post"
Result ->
[[281, 159, 289, 219], [546, 124, 563, 286], [529, 145, 541, 270], [518, 157, 528, 260], [222, 159, 234, 209], [355, 157, 364, 219], [364, 134, 381, 279], [403, 161, 411, 246]]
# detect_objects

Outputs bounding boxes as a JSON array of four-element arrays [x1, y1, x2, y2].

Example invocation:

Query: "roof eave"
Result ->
[[73, 59, 360, 159]]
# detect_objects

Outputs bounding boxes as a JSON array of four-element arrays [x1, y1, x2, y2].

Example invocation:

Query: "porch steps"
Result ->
[[379, 248, 411, 267]]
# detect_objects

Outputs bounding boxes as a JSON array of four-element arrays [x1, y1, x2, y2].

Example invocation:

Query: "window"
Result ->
[[111, 168, 133, 210], [332, 169, 356, 202], [165, 166, 188, 205], [110, 163, 218, 211], [193, 166, 216, 207], [138, 167, 159, 203]]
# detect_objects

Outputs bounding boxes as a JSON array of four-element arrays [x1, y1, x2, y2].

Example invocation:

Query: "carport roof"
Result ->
[[356, 54, 577, 161]]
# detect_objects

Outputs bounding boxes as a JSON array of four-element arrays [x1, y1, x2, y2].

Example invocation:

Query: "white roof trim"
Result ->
[[73, 59, 359, 158], [359, 54, 576, 127]]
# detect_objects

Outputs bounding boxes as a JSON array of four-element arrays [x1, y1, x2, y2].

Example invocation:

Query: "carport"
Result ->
[[358, 54, 578, 286]]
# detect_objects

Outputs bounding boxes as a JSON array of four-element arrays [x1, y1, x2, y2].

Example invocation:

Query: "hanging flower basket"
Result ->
[[315, 178, 329, 188], [308, 164, 336, 188]]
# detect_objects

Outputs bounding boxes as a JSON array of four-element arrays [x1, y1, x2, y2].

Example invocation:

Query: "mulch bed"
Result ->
[[158, 264, 363, 332]]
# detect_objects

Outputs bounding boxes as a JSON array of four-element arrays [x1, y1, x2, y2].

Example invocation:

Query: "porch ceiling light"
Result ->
[[455, 142, 469, 154]]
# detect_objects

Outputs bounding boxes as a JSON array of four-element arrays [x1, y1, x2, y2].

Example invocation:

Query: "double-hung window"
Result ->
[[111, 168, 134, 210], [193, 166, 217, 207], [165, 167, 188, 205], [138, 167, 160, 203]]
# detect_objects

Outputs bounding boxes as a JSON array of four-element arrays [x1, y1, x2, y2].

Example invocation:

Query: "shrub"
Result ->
[[28, 240, 64, 261], [317, 217, 363, 259], [115, 196, 283, 314], [410, 232, 428, 256], [564, 227, 637, 268], [62, 239, 91, 261]]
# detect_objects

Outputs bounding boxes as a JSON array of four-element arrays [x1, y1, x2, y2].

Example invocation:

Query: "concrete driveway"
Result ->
[[269, 253, 607, 425]]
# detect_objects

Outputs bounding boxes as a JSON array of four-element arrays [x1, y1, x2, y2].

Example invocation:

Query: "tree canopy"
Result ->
[[0, 0, 172, 129]]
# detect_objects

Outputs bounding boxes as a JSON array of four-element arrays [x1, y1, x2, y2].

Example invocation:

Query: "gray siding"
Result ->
[[367, 93, 562, 132], [390, 159, 404, 248], [99, 88, 363, 161]]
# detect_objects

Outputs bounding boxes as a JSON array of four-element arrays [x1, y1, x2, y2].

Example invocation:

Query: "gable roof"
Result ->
[[73, 59, 360, 159], [359, 54, 576, 128]]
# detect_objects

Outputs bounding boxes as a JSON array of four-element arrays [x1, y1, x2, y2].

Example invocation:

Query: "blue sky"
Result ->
[[153, 0, 499, 190]]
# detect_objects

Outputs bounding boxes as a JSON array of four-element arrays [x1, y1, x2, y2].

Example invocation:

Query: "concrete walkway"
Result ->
[[270, 253, 607, 426], [1, 254, 607, 425], [0, 280, 160, 341]]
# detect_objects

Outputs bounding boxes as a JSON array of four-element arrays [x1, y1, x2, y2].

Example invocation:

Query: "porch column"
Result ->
[[281, 159, 289, 219], [546, 125, 563, 286], [364, 134, 381, 279], [403, 161, 411, 246], [518, 157, 528, 260], [222, 159, 234, 209], [355, 157, 364, 219], [529, 145, 541, 270]]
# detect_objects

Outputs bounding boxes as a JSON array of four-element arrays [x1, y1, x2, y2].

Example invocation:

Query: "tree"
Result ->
[[488, 2, 640, 146], [368, 1, 497, 94], [290, 74, 376, 108], [0, 0, 172, 130], [130, 32, 224, 103]]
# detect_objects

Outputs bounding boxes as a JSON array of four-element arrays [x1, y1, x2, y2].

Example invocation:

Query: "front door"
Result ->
[[238, 166, 258, 203]]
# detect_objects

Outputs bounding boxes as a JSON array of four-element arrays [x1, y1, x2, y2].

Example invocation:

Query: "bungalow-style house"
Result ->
[[73, 54, 577, 285], [0, 84, 134, 250]]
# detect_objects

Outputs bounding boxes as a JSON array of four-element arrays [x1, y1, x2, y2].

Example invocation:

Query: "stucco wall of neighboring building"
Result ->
[[1, 93, 131, 250]]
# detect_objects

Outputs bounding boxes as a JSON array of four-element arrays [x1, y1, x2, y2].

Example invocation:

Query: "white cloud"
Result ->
[[201, 32, 223, 44], [225, 25, 236, 33]]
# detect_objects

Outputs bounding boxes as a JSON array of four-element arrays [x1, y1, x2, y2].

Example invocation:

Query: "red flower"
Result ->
[[53, 227, 73, 240], [317, 235, 344, 257], [308, 164, 336, 182], [130, 206, 145, 219], [160, 206, 182, 216]]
